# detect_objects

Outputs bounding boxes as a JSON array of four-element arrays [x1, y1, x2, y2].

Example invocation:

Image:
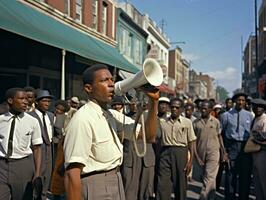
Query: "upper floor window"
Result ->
[[119, 28, 132, 59], [135, 38, 143, 64], [64, 0, 70, 15], [76, 0, 82, 22], [102, 2, 108, 35], [92, 0, 98, 30]]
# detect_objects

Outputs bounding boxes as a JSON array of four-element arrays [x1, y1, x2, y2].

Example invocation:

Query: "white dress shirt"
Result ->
[[35, 109, 53, 142], [0, 112, 43, 159]]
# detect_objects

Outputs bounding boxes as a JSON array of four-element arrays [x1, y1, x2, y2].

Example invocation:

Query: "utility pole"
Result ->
[[255, 0, 259, 68], [159, 19, 167, 33], [255, 0, 260, 97]]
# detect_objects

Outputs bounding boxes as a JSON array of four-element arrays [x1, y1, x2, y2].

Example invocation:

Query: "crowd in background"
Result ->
[[0, 85, 266, 200]]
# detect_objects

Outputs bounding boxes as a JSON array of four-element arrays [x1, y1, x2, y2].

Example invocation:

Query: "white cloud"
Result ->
[[183, 53, 200, 62], [206, 67, 241, 94]]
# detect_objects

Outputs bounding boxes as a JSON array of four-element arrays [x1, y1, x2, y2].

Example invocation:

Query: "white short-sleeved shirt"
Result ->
[[35, 109, 53, 142], [64, 100, 139, 174], [0, 112, 43, 159]]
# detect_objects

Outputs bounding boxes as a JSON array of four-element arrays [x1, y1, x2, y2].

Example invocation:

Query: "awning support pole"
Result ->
[[61, 49, 66, 100]]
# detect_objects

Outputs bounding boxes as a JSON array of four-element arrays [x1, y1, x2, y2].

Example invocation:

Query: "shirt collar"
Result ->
[[35, 108, 46, 116], [199, 115, 213, 123], [4, 112, 24, 122], [168, 115, 182, 123], [87, 100, 107, 118]]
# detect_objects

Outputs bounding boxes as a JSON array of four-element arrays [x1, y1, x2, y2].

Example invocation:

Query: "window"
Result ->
[[102, 2, 107, 35], [134, 38, 143, 64], [76, 0, 82, 22], [64, 0, 70, 15], [92, 0, 98, 29], [119, 28, 132, 59]]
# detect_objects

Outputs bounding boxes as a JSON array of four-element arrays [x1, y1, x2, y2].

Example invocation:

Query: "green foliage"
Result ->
[[216, 85, 229, 101]]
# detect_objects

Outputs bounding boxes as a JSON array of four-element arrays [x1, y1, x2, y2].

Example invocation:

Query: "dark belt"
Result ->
[[81, 166, 120, 179], [0, 155, 30, 162]]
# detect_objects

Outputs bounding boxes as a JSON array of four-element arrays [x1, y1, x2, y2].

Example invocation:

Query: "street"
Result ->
[[187, 174, 256, 200]]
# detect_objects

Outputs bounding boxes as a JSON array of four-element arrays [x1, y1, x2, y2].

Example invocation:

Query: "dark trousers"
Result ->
[[0, 155, 34, 200], [156, 146, 188, 200], [41, 143, 52, 200], [225, 140, 252, 200], [121, 141, 155, 200]]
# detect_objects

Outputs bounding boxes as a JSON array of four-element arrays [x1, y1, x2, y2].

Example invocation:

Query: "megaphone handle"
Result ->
[[133, 111, 147, 158]]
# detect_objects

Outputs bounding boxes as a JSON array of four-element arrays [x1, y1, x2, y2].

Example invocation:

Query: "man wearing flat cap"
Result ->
[[250, 98, 266, 200], [29, 89, 54, 199], [220, 92, 253, 200]]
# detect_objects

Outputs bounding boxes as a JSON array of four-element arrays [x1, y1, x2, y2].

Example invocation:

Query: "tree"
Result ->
[[216, 85, 229, 102]]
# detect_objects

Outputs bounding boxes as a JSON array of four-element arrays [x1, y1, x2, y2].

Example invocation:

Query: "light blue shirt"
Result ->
[[221, 108, 254, 141]]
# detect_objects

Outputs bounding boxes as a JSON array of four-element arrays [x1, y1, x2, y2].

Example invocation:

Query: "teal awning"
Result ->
[[0, 1, 139, 73]]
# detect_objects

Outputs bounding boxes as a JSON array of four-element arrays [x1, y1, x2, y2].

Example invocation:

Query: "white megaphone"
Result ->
[[114, 58, 163, 95]]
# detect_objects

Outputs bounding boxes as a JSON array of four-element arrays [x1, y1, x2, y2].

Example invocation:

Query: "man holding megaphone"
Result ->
[[63, 61, 160, 200]]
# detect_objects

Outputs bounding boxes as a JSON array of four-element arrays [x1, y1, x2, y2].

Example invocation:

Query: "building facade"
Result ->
[[0, 0, 138, 101], [116, 6, 148, 70], [168, 47, 190, 97], [242, 35, 257, 97], [258, 0, 266, 98], [188, 69, 208, 99], [119, 2, 174, 95]]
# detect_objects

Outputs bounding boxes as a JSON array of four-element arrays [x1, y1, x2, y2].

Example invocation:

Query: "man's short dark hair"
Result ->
[[225, 98, 232, 103], [201, 99, 213, 109], [5, 87, 25, 100], [55, 100, 70, 112], [170, 98, 184, 107], [185, 103, 194, 110], [24, 86, 35, 92], [83, 64, 109, 85]]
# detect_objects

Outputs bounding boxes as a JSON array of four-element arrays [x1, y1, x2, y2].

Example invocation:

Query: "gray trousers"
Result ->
[[0, 155, 34, 200], [41, 143, 52, 200], [122, 159, 154, 200], [156, 146, 188, 200], [198, 150, 220, 200], [81, 171, 125, 200], [253, 149, 266, 200]]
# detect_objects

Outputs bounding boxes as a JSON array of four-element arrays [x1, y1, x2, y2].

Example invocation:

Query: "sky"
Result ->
[[120, 0, 262, 95]]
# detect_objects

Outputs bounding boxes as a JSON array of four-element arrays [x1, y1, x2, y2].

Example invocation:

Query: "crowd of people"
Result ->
[[0, 63, 266, 200]]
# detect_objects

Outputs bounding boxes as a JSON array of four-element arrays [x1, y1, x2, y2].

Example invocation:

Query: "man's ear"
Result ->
[[7, 98, 13, 105], [84, 84, 93, 94]]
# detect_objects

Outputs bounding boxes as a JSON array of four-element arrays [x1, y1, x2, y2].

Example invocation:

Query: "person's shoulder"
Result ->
[[241, 109, 253, 116], [47, 111, 54, 117], [23, 112, 39, 124], [193, 117, 201, 124], [180, 115, 192, 124], [210, 115, 220, 123]]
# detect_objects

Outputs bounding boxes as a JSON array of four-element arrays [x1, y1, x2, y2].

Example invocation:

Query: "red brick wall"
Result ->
[[70, 0, 76, 19], [114, 7, 117, 41], [168, 50, 176, 79], [46, 0, 65, 13], [105, 1, 113, 38], [98, 0, 103, 33], [83, 0, 93, 27]]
